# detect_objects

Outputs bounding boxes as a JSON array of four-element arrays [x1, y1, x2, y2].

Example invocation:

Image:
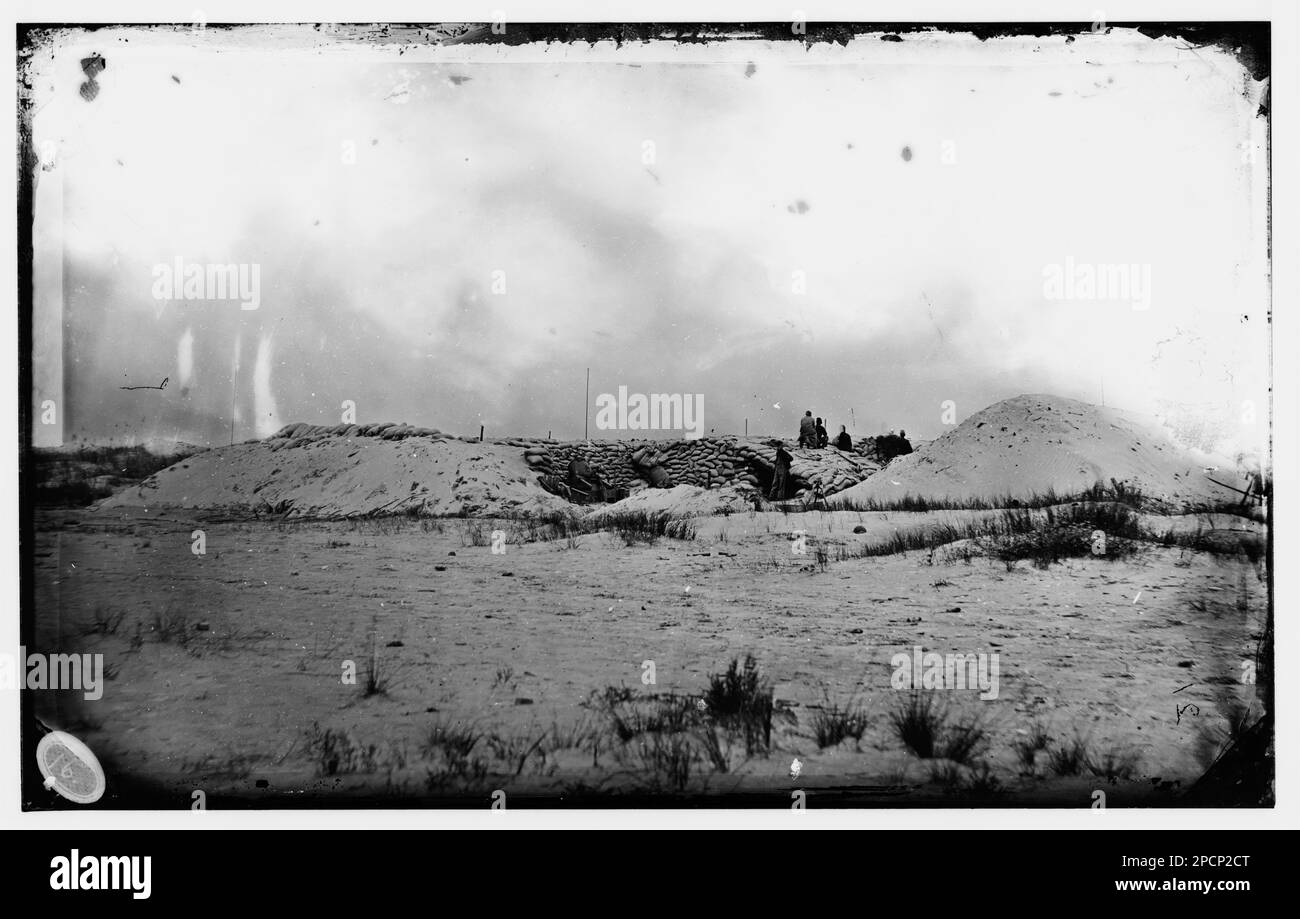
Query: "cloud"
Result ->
[[30, 30, 1268, 452]]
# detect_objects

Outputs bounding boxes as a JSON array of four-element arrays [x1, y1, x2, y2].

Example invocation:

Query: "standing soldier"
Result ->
[[770, 442, 793, 500]]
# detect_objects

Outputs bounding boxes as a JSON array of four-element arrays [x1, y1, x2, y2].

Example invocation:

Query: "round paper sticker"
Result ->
[[36, 731, 106, 804]]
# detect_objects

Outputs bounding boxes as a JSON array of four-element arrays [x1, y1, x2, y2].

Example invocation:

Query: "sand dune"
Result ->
[[98, 434, 574, 518], [832, 394, 1245, 510]]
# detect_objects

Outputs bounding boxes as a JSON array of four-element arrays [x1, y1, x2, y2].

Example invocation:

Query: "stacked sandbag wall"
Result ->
[[521, 437, 879, 498]]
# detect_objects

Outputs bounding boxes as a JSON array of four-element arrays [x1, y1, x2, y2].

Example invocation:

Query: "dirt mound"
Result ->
[[97, 432, 573, 518], [832, 394, 1244, 511]]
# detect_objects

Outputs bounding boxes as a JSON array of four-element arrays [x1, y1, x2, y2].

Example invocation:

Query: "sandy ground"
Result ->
[[32, 504, 1267, 807]]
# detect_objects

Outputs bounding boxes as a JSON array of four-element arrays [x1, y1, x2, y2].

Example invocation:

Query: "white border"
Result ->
[[3, 0, 1293, 831]]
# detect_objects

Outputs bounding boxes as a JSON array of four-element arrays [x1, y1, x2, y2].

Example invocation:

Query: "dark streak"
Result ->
[[120, 376, 168, 392], [442, 23, 1269, 82]]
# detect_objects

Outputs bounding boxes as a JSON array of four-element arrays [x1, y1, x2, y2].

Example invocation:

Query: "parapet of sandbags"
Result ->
[[522, 436, 879, 500], [263, 424, 881, 502]]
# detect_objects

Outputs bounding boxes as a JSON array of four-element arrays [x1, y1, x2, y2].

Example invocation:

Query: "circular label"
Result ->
[[36, 731, 106, 804]]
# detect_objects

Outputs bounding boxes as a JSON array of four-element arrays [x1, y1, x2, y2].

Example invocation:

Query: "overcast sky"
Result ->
[[28, 26, 1269, 456]]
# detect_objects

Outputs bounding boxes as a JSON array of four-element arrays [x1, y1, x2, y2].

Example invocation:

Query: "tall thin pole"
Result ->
[[584, 368, 590, 440], [230, 368, 237, 446], [230, 333, 240, 446]]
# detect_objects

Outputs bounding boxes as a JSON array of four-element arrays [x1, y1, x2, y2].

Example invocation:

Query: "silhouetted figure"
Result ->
[[835, 425, 852, 451], [769, 443, 793, 500], [798, 411, 816, 448], [815, 418, 828, 448], [875, 431, 914, 463], [567, 457, 599, 502]]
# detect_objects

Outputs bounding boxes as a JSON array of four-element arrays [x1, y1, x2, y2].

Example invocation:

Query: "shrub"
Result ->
[[890, 692, 943, 758], [937, 712, 989, 765], [704, 654, 775, 755], [1087, 747, 1141, 784], [597, 511, 697, 545], [422, 719, 483, 763], [631, 732, 698, 793], [890, 693, 987, 764], [1013, 722, 1052, 774], [80, 606, 127, 636], [304, 723, 406, 777], [150, 606, 192, 649], [812, 693, 870, 749], [1048, 734, 1091, 776], [363, 630, 388, 696]]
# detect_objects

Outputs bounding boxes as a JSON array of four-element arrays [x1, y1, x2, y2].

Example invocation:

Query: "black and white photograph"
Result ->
[[14, 11, 1279, 819]]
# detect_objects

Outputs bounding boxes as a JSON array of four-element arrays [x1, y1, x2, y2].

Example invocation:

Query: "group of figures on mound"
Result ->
[[769, 410, 913, 502]]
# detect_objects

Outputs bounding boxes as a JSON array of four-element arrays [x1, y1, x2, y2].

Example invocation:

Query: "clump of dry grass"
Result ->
[[889, 692, 988, 764], [811, 691, 870, 749], [703, 654, 775, 756], [304, 723, 407, 777]]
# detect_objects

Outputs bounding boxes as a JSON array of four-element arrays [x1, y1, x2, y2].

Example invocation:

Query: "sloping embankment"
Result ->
[[832, 394, 1245, 511], [94, 424, 882, 519]]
